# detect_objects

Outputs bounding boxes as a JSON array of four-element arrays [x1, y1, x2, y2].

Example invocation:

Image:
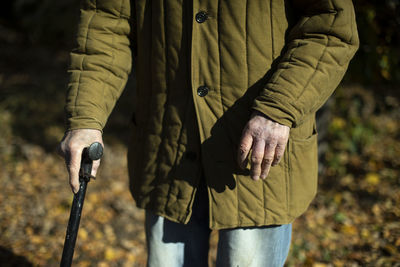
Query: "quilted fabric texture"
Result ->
[[65, 0, 359, 229]]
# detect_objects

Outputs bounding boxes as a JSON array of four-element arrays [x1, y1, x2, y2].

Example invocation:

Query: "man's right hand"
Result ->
[[57, 129, 103, 193]]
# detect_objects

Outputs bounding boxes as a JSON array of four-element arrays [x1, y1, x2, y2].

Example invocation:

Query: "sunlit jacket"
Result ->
[[65, 0, 359, 229]]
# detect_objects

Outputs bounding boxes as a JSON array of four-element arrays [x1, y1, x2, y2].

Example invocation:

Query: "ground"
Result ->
[[0, 40, 399, 266]]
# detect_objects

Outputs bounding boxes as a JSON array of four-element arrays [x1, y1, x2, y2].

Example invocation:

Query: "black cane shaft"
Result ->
[[60, 180, 88, 267], [60, 142, 103, 267]]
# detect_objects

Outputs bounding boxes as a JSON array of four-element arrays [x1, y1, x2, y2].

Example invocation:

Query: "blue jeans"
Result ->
[[145, 186, 292, 267]]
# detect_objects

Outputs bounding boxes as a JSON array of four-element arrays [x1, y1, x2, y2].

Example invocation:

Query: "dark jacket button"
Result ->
[[197, 86, 209, 97], [195, 11, 208, 23]]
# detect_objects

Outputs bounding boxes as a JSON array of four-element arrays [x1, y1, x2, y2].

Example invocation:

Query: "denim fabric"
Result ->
[[216, 224, 292, 267], [145, 185, 292, 267]]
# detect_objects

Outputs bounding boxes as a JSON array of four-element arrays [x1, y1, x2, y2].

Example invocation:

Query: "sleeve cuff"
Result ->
[[66, 117, 104, 133], [252, 98, 295, 128]]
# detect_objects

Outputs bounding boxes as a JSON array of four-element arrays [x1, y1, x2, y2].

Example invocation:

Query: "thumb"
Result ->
[[91, 159, 101, 177], [238, 132, 253, 170]]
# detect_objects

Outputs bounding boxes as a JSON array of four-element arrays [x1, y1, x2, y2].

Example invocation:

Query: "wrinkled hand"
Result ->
[[238, 111, 290, 180], [57, 129, 103, 193]]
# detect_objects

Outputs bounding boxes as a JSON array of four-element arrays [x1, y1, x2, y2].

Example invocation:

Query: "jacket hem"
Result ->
[[135, 200, 297, 230]]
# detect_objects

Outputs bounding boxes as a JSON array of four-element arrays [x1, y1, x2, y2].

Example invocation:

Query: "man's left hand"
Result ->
[[238, 111, 290, 180]]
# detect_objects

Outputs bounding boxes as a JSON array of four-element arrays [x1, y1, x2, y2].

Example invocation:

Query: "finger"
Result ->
[[260, 141, 277, 179], [238, 132, 253, 169], [272, 140, 288, 166], [57, 134, 68, 157], [67, 147, 83, 194], [91, 159, 101, 177], [250, 139, 265, 181]]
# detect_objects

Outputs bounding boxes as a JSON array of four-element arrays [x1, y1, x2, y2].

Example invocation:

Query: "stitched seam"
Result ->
[[72, 62, 82, 119], [161, 0, 174, 215], [245, 0, 249, 94], [167, 97, 191, 220], [307, 0, 351, 115], [301, 20, 337, 117], [268, 42, 299, 89], [218, 0, 224, 114], [347, 0, 356, 60], [73, 9, 96, 117], [98, 0, 123, 128], [265, 12, 336, 125], [286, 139, 291, 213], [293, 13, 336, 102], [163, 1, 193, 217], [270, 0, 274, 59]]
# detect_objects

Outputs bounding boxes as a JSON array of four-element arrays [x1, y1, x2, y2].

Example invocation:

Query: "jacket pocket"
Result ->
[[287, 131, 318, 218]]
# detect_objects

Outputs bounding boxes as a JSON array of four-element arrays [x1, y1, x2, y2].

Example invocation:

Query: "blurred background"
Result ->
[[0, 0, 399, 266]]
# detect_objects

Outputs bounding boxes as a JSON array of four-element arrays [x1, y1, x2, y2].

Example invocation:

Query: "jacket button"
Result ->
[[197, 86, 209, 97], [195, 11, 208, 23]]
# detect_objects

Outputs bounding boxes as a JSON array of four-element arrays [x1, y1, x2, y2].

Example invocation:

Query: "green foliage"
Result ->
[[324, 85, 400, 179]]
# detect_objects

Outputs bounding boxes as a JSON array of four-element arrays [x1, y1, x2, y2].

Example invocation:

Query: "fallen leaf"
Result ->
[[365, 173, 380, 186], [340, 225, 358, 236]]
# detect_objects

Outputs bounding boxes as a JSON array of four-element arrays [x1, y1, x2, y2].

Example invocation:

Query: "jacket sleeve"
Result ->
[[65, 0, 132, 131], [252, 0, 359, 127]]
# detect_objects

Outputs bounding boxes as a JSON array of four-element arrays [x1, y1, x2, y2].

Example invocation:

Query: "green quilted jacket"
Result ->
[[65, 0, 359, 229]]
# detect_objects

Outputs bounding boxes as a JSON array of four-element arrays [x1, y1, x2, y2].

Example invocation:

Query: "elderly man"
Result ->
[[59, 0, 358, 266]]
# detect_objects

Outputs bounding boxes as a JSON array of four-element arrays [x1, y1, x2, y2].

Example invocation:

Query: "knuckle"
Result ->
[[69, 142, 83, 152], [276, 141, 286, 150], [251, 156, 262, 164], [248, 125, 262, 137], [238, 145, 248, 154], [265, 141, 276, 149], [262, 157, 273, 165], [274, 134, 282, 142], [278, 136, 288, 144]]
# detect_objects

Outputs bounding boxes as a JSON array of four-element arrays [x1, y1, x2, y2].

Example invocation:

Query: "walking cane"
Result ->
[[60, 142, 103, 267]]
